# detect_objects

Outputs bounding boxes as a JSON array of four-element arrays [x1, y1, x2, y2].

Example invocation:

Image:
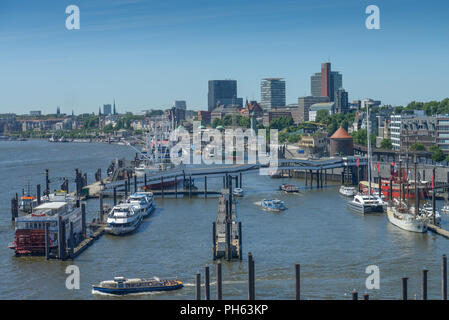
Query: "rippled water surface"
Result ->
[[1, 140, 449, 300]]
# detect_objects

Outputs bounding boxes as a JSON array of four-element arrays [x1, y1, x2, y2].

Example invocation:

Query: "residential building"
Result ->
[[260, 78, 286, 111], [197, 111, 211, 124], [297, 96, 329, 123], [309, 102, 335, 122], [29, 111, 42, 116], [390, 115, 436, 152], [263, 110, 293, 127], [435, 116, 449, 154]]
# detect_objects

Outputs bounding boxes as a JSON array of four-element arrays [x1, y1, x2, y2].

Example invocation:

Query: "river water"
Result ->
[[1, 140, 449, 300]]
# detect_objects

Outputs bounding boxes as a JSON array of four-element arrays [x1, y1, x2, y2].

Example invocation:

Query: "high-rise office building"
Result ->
[[335, 88, 349, 114], [103, 104, 112, 115], [208, 80, 241, 111], [174, 100, 187, 110], [260, 78, 286, 111], [310, 62, 343, 102]]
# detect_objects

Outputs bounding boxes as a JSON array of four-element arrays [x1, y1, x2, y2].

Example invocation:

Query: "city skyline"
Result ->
[[0, 0, 448, 114]]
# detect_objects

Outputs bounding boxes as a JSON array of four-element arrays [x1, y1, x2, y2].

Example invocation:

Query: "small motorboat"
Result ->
[[269, 170, 282, 178], [421, 203, 441, 226], [442, 204, 449, 215], [261, 199, 286, 212], [339, 185, 356, 197], [92, 277, 183, 295], [233, 188, 244, 197], [279, 184, 299, 193]]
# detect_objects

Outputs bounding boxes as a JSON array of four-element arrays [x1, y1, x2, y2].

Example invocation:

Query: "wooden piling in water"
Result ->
[[195, 273, 201, 300], [81, 203, 86, 237], [422, 269, 428, 300], [240, 172, 242, 188], [204, 265, 210, 300], [99, 192, 104, 223], [11, 198, 18, 221], [238, 221, 242, 260], [189, 176, 192, 199], [204, 176, 207, 198], [144, 173, 147, 188], [124, 181, 128, 198], [36, 184, 41, 205], [363, 293, 369, 300], [175, 176, 178, 198], [161, 176, 164, 198], [212, 222, 216, 260], [402, 276, 408, 300], [113, 187, 117, 206], [443, 254, 447, 300], [248, 252, 255, 300], [45, 169, 50, 195], [352, 291, 358, 300], [217, 262, 222, 300], [134, 175, 137, 193], [69, 221, 74, 259], [45, 222, 50, 260], [295, 264, 300, 300]]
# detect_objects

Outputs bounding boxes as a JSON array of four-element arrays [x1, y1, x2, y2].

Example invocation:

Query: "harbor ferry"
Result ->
[[261, 199, 286, 212], [92, 277, 183, 295], [105, 203, 142, 235], [347, 194, 385, 214], [9, 191, 82, 256], [279, 184, 299, 193], [126, 192, 155, 218]]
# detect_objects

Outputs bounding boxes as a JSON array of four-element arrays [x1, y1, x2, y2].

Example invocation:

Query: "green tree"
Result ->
[[410, 143, 426, 151], [380, 138, 393, 150], [432, 148, 445, 162], [315, 109, 330, 124]]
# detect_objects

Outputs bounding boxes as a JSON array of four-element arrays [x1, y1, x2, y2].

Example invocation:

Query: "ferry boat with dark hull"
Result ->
[[92, 277, 183, 295]]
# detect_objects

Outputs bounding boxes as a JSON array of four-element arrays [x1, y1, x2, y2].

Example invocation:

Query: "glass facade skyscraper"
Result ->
[[260, 78, 286, 111], [208, 80, 239, 112]]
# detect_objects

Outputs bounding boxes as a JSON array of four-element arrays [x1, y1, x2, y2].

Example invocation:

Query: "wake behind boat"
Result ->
[[92, 277, 183, 295]]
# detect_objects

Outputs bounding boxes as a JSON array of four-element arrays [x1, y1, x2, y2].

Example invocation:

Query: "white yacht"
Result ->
[[386, 204, 427, 233], [441, 203, 449, 215], [126, 192, 155, 218], [421, 203, 441, 226], [233, 188, 244, 197], [105, 204, 142, 235], [339, 185, 356, 197], [347, 194, 385, 214]]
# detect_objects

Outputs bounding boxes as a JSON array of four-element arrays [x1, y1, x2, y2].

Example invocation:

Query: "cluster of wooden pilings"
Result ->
[[194, 254, 449, 300]]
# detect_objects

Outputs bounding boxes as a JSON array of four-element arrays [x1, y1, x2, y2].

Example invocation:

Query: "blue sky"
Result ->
[[0, 0, 448, 114]]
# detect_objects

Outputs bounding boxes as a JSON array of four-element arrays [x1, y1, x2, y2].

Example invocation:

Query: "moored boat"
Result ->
[[279, 184, 299, 193], [339, 185, 356, 197], [92, 277, 183, 295], [126, 192, 155, 218], [347, 194, 385, 214], [105, 204, 142, 235], [386, 204, 427, 233], [441, 203, 449, 214], [233, 188, 244, 197]]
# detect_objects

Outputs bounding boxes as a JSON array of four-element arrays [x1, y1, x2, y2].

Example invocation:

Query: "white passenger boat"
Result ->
[[339, 185, 356, 197], [233, 188, 244, 197], [105, 204, 142, 235], [261, 199, 286, 212], [442, 203, 449, 214], [347, 194, 385, 214], [126, 192, 155, 218], [420, 203, 441, 226], [386, 204, 427, 233]]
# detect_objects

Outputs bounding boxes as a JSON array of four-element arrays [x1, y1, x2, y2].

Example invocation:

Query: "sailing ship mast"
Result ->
[[366, 104, 372, 197]]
